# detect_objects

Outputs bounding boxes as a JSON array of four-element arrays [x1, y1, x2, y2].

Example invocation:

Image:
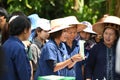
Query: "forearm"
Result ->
[[54, 58, 72, 72]]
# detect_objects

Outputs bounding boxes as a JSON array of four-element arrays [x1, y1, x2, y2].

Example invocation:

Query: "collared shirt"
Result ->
[[34, 39, 68, 80], [63, 40, 83, 80], [2, 36, 31, 80]]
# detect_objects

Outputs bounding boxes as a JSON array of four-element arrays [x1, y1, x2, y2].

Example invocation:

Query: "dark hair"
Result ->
[[0, 7, 8, 19], [9, 11, 27, 19], [49, 30, 63, 40], [9, 16, 31, 36], [1, 23, 9, 45], [33, 27, 42, 39]]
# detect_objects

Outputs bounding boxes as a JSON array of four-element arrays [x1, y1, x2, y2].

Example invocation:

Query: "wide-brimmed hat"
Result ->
[[49, 16, 86, 33], [28, 14, 41, 30], [81, 21, 96, 34], [93, 16, 120, 34], [35, 18, 51, 31]]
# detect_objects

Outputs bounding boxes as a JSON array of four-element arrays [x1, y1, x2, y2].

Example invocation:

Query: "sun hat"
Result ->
[[81, 21, 96, 34], [49, 16, 86, 33], [35, 18, 51, 31], [28, 14, 41, 30], [93, 16, 120, 34]]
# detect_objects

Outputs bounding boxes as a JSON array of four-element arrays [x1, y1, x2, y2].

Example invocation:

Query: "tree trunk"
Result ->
[[115, 0, 120, 17]]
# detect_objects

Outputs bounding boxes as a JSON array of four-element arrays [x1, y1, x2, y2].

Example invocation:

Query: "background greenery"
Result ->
[[0, 0, 119, 24]]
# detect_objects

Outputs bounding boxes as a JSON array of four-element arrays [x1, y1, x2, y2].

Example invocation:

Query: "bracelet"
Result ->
[[70, 58, 74, 62]]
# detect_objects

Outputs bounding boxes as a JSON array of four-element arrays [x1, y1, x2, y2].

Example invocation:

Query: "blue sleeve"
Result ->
[[44, 43, 57, 61], [84, 45, 97, 79], [14, 47, 31, 80]]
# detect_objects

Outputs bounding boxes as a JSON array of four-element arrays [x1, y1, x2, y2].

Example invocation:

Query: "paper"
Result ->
[[79, 40, 85, 59]]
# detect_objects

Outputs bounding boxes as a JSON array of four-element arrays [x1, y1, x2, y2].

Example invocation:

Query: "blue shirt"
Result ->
[[34, 39, 68, 80], [2, 36, 31, 80], [63, 40, 83, 80]]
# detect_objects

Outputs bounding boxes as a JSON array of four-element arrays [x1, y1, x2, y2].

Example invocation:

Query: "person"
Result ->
[[0, 7, 8, 45], [34, 16, 85, 80], [85, 16, 120, 80], [28, 14, 41, 42], [116, 37, 120, 74], [0, 46, 6, 79], [63, 25, 85, 80], [2, 16, 31, 80], [30, 18, 51, 75]]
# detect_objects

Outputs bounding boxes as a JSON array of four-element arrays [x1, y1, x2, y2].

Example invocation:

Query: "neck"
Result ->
[[104, 42, 113, 48], [36, 37, 45, 44], [54, 38, 61, 46], [66, 40, 73, 48]]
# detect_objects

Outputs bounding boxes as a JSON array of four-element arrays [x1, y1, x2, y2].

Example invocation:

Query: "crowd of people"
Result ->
[[0, 7, 120, 80]]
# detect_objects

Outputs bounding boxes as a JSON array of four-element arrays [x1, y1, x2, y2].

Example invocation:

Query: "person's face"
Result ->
[[24, 28, 31, 40], [80, 31, 90, 40], [60, 29, 68, 42], [38, 30, 50, 40], [103, 28, 117, 46], [66, 26, 77, 41], [0, 16, 6, 30]]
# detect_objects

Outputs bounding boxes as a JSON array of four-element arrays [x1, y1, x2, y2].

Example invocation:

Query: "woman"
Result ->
[[85, 16, 120, 80], [2, 16, 31, 80], [30, 18, 50, 75], [34, 16, 85, 80]]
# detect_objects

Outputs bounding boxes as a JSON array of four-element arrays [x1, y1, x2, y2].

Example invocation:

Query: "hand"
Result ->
[[71, 54, 84, 62]]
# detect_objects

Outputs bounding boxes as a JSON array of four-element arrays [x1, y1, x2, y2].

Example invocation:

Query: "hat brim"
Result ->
[[48, 25, 71, 33], [93, 16, 120, 34], [93, 22, 120, 34], [49, 23, 86, 33]]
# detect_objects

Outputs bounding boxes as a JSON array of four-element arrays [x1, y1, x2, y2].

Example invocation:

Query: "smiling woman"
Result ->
[[85, 16, 120, 80]]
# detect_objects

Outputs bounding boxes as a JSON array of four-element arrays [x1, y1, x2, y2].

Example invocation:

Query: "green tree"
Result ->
[[0, 0, 115, 23]]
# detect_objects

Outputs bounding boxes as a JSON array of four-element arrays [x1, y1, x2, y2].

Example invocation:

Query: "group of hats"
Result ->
[[28, 14, 87, 34], [28, 14, 120, 38]]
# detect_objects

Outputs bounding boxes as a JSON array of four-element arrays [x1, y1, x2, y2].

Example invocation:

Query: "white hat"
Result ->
[[93, 16, 120, 34], [49, 16, 86, 33], [36, 18, 51, 31], [81, 21, 96, 34]]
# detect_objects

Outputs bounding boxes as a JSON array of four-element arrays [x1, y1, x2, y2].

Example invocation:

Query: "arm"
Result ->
[[84, 46, 97, 79], [54, 54, 83, 72]]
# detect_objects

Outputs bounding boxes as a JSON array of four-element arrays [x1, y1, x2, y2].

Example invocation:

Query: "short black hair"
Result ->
[[0, 7, 8, 19], [9, 16, 31, 36]]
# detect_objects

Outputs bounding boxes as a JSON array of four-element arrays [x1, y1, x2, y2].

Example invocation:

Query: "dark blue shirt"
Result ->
[[64, 40, 83, 80], [85, 42, 120, 80], [2, 36, 31, 80]]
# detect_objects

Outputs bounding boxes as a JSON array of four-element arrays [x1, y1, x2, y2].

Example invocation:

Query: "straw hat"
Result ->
[[49, 16, 86, 33], [93, 16, 120, 34], [81, 21, 96, 34]]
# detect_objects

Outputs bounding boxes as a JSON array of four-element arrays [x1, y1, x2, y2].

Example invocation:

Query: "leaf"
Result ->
[[7, 0, 14, 4], [25, 0, 32, 9]]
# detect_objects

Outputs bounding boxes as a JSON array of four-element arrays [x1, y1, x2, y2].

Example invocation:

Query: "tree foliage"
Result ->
[[0, 0, 113, 24]]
